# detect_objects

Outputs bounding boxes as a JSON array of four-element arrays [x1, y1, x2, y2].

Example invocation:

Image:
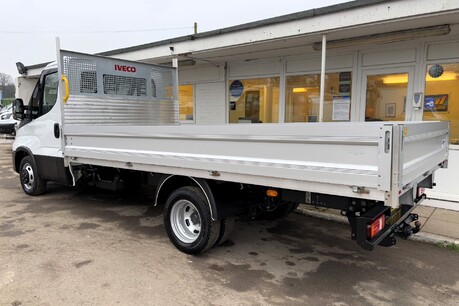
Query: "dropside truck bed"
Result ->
[[12, 49, 450, 254]]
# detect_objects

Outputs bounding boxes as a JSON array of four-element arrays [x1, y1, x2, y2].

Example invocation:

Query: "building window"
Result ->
[[229, 78, 279, 123], [365, 73, 407, 122], [285, 72, 351, 123], [423, 63, 459, 144], [179, 84, 194, 121]]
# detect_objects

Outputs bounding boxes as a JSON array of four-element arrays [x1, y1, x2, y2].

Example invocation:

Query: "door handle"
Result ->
[[54, 123, 60, 138]]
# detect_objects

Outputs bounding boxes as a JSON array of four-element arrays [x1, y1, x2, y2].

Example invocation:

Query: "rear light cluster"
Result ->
[[367, 214, 385, 239], [417, 187, 425, 198]]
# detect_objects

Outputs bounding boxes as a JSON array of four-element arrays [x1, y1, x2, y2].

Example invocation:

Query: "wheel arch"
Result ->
[[155, 175, 219, 221], [13, 146, 35, 173]]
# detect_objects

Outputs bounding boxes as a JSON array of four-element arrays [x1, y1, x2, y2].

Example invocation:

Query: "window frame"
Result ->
[[27, 68, 58, 121]]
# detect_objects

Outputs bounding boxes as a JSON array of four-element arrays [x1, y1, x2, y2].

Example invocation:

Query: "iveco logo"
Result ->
[[114, 64, 137, 73]]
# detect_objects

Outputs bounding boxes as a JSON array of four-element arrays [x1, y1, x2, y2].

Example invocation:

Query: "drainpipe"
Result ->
[[319, 34, 326, 123]]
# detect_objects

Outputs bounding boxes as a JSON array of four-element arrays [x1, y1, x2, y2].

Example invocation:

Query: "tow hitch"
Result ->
[[349, 204, 423, 251], [394, 213, 421, 239]]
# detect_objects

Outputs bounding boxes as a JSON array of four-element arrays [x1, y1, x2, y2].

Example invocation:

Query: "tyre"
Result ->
[[164, 186, 221, 254], [262, 202, 299, 220], [19, 156, 47, 196], [216, 217, 235, 245]]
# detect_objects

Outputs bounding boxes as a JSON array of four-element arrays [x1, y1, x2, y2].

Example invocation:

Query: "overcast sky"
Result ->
[[0, 0, 351, 79]]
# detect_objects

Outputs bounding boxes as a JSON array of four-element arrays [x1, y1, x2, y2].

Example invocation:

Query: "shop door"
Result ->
[[360, 68, 414, 121]]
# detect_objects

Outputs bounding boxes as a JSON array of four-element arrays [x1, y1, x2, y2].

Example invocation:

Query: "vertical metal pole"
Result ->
[[224, 63, 229, 124], [55, 37, 67, 162], [56, 37, 63, 102], [194, 22, 198, 35], [319, 34, 327, 122], [172, 57, 179, 94], [172, 57, 180, 124], [172, 57, 179, 91], [278, 58, 286, 123]]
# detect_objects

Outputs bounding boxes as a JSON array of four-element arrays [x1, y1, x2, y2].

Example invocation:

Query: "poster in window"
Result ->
[[339, 72, 351, 82], [339, 83, 351, 95], [424, 94, 448, 112], [332, 96, 350, 121], [229, 80, 244, 97], [385, 103, 396, 117], [245, 90, 260, 119]]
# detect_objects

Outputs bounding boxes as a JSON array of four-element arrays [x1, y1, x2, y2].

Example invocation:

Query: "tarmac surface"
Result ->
[[1, 141, 459, 305]]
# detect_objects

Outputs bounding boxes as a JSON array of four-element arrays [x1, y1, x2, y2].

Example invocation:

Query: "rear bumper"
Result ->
[[354, 196, 424, 250]]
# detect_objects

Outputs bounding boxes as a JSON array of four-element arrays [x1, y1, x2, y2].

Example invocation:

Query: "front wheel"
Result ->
[[19, 156, 47, 196], [164, 186, 221, 254]]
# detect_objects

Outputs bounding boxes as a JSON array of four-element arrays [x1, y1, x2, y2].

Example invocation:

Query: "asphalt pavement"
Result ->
[[1, 141, 458, 305]]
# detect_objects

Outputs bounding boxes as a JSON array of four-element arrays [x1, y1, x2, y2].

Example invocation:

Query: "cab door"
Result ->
[[16, 68, 66, 182]]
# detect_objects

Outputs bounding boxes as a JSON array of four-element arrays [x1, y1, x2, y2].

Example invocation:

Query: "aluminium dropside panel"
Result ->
[[63, 122, 393, 203]]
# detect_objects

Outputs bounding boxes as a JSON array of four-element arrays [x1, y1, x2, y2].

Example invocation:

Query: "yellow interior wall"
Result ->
[[229, 78, 279, 123], [179, 85, 194, 120], [424, 79, 459, 144]]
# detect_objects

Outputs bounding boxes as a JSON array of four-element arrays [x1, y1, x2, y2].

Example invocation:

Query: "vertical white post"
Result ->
[[55, 37, 67, 162], [319, 34, 327, 122], [56, 37, 63, 102], [278, 58, 286, 123], [172, 58, 179, 90], [172, 57, 180, 124]]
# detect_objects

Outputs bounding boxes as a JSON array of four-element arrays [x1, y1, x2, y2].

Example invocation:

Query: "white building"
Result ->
[[20, 0, 459, 209]]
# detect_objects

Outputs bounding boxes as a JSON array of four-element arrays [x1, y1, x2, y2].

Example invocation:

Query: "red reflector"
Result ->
[[367, 214, 385, 239]]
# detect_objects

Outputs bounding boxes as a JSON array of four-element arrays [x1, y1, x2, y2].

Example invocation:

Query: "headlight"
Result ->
[[1, 113, 12, 119]]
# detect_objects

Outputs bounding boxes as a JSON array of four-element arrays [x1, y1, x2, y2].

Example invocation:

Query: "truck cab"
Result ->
[[12, 63, 71, 195]]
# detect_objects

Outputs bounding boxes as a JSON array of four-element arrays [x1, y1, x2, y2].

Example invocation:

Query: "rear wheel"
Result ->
[[19, 156, 47, 196], [164, 186, 221, 254]]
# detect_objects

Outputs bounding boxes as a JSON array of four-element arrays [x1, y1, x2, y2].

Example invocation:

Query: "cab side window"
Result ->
[[42, 72, 58, 115], [28, 81, 41, 119], [27, 70, 58, 120]]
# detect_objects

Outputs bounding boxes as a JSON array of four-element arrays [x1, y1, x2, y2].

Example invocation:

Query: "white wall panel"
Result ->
[[179, 66, 222, 83], [425, 146, 459, 209], [229, 61, 280, 78], [195, 82, 226, 124], [286, 54, 354, 73], [427, 41, 459, 61], [362, 48, 416, 67], [286, 57, 320, 73]]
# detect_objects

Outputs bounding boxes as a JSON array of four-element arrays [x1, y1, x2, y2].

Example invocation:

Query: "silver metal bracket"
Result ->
[[350, 186, 370, 194]]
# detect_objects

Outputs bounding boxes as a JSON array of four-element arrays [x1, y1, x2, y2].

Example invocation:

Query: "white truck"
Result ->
[[12, 49, 449, 254]]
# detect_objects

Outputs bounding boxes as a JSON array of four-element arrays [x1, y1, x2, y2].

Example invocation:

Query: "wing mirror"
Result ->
[[13, 98, 25, 121]]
